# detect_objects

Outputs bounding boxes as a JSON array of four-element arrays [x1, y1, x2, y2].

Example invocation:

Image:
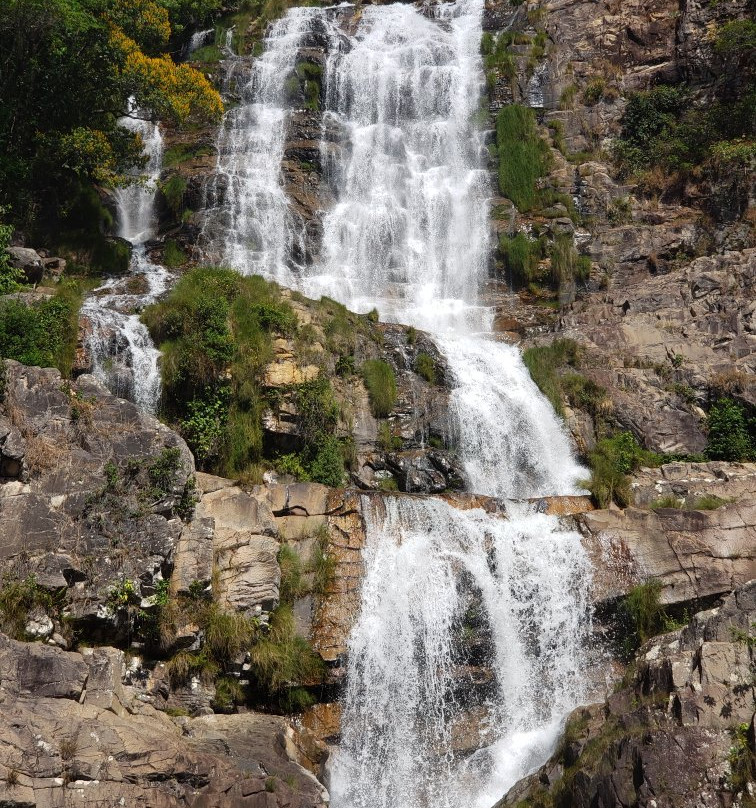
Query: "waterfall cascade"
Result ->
[[82, 114, 167, 412], [203, 1, 593, 806]]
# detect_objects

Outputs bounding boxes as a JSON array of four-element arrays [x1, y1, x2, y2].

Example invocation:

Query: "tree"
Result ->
[[0, 0, 222, 227]]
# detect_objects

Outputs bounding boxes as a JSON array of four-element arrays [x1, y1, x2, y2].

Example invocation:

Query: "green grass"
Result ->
[[362, 359, 397, 417], [414, 352, 436, 384], [163, 240, 187, 268], [496, 105, 552, 211], [0, 575, 55, 640], [588, 432, 663, 508], [522, 339, 581, 416]]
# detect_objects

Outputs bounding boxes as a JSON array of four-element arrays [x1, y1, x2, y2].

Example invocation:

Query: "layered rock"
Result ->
[[0, 634, 328, 808], [497, 581, 756, 808]]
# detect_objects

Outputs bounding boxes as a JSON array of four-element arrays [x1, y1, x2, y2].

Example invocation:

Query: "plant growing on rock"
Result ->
[[362, 359, 397, 418], [705, 398, 755, 462]]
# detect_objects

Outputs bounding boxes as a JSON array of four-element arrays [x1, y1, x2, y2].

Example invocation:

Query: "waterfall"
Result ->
[[82, 113, 167, 412], [203, 1, 592, 804]]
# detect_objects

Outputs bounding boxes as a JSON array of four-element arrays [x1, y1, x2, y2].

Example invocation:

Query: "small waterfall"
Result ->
[[202, 10, 318, 279], [203, 1, 593, 804], [82, 114, 167, 412], [333, 495, 591, 808]]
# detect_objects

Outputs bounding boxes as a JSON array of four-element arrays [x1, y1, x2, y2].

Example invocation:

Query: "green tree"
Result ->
[[705, 398, 755, 461]]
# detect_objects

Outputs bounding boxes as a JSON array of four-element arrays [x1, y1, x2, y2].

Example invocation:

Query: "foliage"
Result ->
[[612, 73, 755, 184], [588, 432, 663, 508], [0, 574, 55, 640], [0, 281, 83, 376], [144, 267, 296, 475], [616, 579, 669, 656], [308, 435, 345, 487], [522, 339, 581, 416], [278, 545, 305, 603], [362, 359, 397, 418], [160, 175, 188, 218], [496, 105, 552, 211], [499, 231, 545, 287], [0, 0, 223, 227], [705, 398, 755, 461], [414, 352, 436, 384], [0, 212, 24, 294], [728, 722, 756, 797], [247, 604, 325, 702]]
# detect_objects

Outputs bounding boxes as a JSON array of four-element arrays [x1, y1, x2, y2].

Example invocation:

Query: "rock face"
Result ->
[[497, 581, 756, 808], [0, 634, 328, 808]]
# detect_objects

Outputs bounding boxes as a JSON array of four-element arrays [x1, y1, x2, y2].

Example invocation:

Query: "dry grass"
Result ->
[[22, 430, 64, 475]]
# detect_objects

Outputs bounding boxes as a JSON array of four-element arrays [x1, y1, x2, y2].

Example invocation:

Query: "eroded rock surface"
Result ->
[[497, 581, 756, 808]]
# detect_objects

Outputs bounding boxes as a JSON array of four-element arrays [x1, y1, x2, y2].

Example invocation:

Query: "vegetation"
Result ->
[[0, 281, 84, 376], [0, 574, 58, 640], [0, 0, 223, 235], [588, 432, 663, 508], [615, 579, 685, 658], [521, 339, 582, 416], [495, 105, 552, 211], [612, 31, 755, 194], [361, 359, 397, 418], [705, 398, 755, 461], [414, 352, 436, 384]]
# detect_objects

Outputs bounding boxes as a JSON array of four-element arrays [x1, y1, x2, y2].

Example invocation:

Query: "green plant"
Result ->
[[0, 574, 54, 640], [705, 398, 755, 461], [522, 339, 581, 416], [618, 579, 668, 655], [0, 211, 24, 294], [212, 676, 246, 712], [275, 453, 310, 481], [308, 435, 345, 487], [147, 447, 182, 498], [650, 495, 682, 510], [278, 545, 305, 603], [406, 326, 417, 345], [107, 578, 139, 613], [496, 105, 552, 211], [163, 239, 187, 268], [728, 722, 756, 796], [0, 281, 83, 376], [362, 359, 397, 418], [583, 77, 606, 106], [690, 494, 730, 510], [247, 604, 325, 707], [204, 607, 257, 660], [166, 649, 219, 686], [311, 525, 335, 596], [265, 777, 277, 793], [414, 352, 436, 384], [587, 432, 664, 508], [160, 175, 188, 218]]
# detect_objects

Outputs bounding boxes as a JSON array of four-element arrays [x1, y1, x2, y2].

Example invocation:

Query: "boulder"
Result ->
[[7, 247, 44, 285]]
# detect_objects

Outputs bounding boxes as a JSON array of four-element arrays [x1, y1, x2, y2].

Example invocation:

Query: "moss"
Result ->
[[160, 175, 187, 218], [163, 143, 213, 168], [362, 359, 397, 418]]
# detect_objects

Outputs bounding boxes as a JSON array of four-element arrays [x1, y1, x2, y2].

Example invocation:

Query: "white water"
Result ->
[[204, 2, 592, 806], [82, 114, 167, 412]]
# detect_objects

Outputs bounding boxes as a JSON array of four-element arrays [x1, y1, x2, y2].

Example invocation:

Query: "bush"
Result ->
[[705, 398, 755, 461], [0, 282, 83, 375], [362, 359, 397, 418], [616, 579, 672, 656], [308, 435, 345, 487], [0, 212, 24, 294], [496, 105, 551, 211], [588, 432, 663, 507], [247, 604, 325, 703], [160, 175, 188, 218], [163, 239, 187, 268]]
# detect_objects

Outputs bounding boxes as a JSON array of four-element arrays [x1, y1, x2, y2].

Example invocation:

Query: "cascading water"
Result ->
[[203, 1, 593, 805], [82, 114, 167, 412]]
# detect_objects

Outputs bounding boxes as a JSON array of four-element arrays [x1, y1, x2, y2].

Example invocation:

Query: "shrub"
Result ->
[[0, 212, 24, 294], [583, 77, 606, 106], [496, 105, 551, 211], [0, 282, 83, 376], [0, 575, 53, 640], [204, 607, 257, 661], [414, 352, 436, 384], [362, 359, 397, 418], [278, 545, 305, 603], [163, 239, 187, 268], [311, 525, 335, 596], [160, 175, 188, 217], [588, 432, 663, 508], [247, 604, 325, 702], [617, 579, 668, 655], [308, 435, 345, 487], [705, 398, 755, 461], [212, 676, 245, 712]]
